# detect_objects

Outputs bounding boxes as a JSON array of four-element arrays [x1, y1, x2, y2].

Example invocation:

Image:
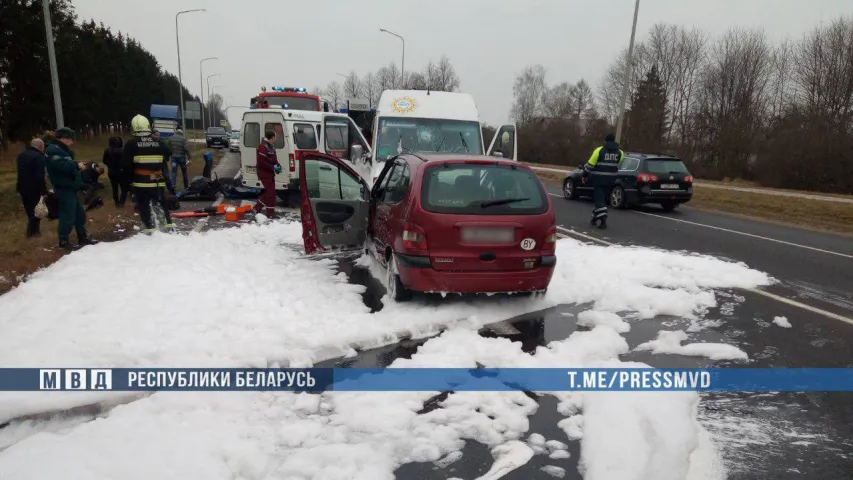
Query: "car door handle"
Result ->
[[319, 165, 332, 171]]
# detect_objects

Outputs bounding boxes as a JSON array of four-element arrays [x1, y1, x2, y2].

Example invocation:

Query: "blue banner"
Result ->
[[1, 368, 851, 392]]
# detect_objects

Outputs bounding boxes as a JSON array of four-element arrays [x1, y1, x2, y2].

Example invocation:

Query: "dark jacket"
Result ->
[[167, 133, 190, 158], [122, 135, 171, 189], [81, 163, 103, 186], [584, 140, 624, 175], [45, 141, 83, 190], [16, 146, 47, 194], [255, 139, 280, 180], [102, 137, 124, 179]]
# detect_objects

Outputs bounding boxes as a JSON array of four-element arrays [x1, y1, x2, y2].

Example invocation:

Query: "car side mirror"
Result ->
[[350, 145, 364, 160]]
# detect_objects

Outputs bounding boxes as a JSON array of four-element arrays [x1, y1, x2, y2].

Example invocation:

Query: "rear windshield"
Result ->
[[421, 163, 548, 215], [644, 159, 689, 174]]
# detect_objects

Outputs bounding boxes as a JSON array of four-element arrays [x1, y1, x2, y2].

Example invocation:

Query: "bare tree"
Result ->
[[768, 38, 794, 119], [324, 81, 343, 111], [362, 72, 379, 107], [511, 65, 547, 126], [542, 82, 574, 118], [569, 79, 597, 119], [376, 62, 400, 90], [596, 49, 644, 125], [342, 71, 362, 100], [693, 28, 774, 178], [430, 55, 460, 92], [792, 17, 853, 124]]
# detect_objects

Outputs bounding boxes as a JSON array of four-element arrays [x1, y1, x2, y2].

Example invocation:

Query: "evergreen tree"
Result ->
[[624, 65, 668, 153]]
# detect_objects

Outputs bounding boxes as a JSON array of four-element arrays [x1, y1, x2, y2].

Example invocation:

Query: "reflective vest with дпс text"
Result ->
[[585, 142, 624, 175], [126, 136, 170, 188]]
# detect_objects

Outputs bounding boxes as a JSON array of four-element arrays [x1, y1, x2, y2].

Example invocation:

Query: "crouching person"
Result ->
[[123, 115, 176, 234], [80, 162, 105, 211], [45, 128, 98, 250]]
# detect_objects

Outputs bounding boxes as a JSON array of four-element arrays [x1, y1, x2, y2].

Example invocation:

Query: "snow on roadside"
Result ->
[[0, 327, 725, 480], [773, 316, 792, 328], [635, 330, 749, 361]]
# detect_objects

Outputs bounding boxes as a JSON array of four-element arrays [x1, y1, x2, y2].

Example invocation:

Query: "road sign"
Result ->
[[220, 120, 228, 127], [185, 101, 201, 120]]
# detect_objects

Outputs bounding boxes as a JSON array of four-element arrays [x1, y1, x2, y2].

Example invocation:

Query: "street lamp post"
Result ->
[[206, 73, 221, 126], [199, 56, 218, 133], [379, 28, 405, 88], [615, 0, 640, 144], [175, 8, 205, 133], [42, 0, 64, 127]]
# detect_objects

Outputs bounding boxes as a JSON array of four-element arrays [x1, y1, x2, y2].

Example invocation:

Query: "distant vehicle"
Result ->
[[238, 109, 371, 203], [298, 151, 557, 302], [228, 131, 241, 152], [562, 153, 694, 212], [149, 104, 179, 138], [206, 127, 228, 148], [250, 86, 323, 112], [370, 90, 517, 184]]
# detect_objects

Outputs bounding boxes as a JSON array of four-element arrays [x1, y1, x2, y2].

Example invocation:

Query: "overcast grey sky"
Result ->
[[71, 0, 851, 127]]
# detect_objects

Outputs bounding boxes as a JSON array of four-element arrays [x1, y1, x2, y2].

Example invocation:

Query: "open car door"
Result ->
[[486, 123, 518, 161], [299, 152, 371, 255]]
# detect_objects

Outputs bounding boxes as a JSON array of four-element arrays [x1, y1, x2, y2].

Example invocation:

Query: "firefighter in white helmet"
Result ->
[[121, 115, 175, 233]]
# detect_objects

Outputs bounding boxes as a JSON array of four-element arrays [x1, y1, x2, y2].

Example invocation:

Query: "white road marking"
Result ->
[[746, 288, 853, 327], [631, 210, 853, 260], [556, 226, 853, 326], [557, 226, 614, 246]]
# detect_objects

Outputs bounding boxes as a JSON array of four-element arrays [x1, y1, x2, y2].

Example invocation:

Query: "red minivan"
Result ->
[[299, 152, 557, 302]]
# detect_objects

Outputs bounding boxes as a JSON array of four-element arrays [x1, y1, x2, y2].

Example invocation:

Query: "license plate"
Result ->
[[245, 166, 256, 174], [461, 227, 514, 243], [660, 184, 680, 189]]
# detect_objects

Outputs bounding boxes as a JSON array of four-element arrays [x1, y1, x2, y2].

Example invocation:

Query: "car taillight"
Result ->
[[684, 175, 693, 183], [543, 224, 557, 250], [289, 153, 296, 172], [402, 223, 428, 251], [638, 174, 659, 183]]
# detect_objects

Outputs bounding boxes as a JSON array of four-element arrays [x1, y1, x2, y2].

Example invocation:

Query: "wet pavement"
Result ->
[[316, 258, 853, 479], [176, 152, 853, 478]]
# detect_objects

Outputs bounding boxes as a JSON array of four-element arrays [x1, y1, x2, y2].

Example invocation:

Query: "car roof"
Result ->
[[400, 152, 528, 167], [625, 152, 683, 160]]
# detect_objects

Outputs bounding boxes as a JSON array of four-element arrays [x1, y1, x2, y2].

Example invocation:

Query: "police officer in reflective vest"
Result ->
[[122, 115, 175, 233], [582, 133, 624, 230]]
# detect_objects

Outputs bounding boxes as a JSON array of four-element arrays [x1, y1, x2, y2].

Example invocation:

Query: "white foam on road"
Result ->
[[773, 316, 792, 328], [635, 330, 749, 361], [0, 219, 771, 478]]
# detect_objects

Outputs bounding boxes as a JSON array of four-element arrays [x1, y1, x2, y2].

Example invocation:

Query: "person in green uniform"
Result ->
[[44, 127, 98, 250]]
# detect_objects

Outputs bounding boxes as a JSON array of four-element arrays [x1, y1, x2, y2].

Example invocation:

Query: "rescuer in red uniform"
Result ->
[[253, 129, 282, 218]]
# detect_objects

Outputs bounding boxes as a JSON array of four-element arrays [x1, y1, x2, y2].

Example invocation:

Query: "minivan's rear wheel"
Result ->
[[660, 201, 677, 212], [386, 253, 412, 302], [610, 186, 626, 209], [563, 179, 577, 200]]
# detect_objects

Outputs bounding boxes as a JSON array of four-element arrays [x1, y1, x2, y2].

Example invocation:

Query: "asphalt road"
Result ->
[[192, 152, 853, 478], [321, 183, 853, 479]]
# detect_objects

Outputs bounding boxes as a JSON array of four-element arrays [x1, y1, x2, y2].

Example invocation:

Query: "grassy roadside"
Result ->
[[533, 172, 853, 237], [0, 138, 224, 295]]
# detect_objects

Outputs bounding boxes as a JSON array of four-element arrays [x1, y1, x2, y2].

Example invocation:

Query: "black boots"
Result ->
[[26, 218, 41, 238], [79, 235, 99, 246], [598, 218, 608, 230], [59, 240, 82, 251]]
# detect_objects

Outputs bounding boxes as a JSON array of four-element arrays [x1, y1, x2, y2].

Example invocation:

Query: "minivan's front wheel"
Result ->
[[386, 253, 412, 302]]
